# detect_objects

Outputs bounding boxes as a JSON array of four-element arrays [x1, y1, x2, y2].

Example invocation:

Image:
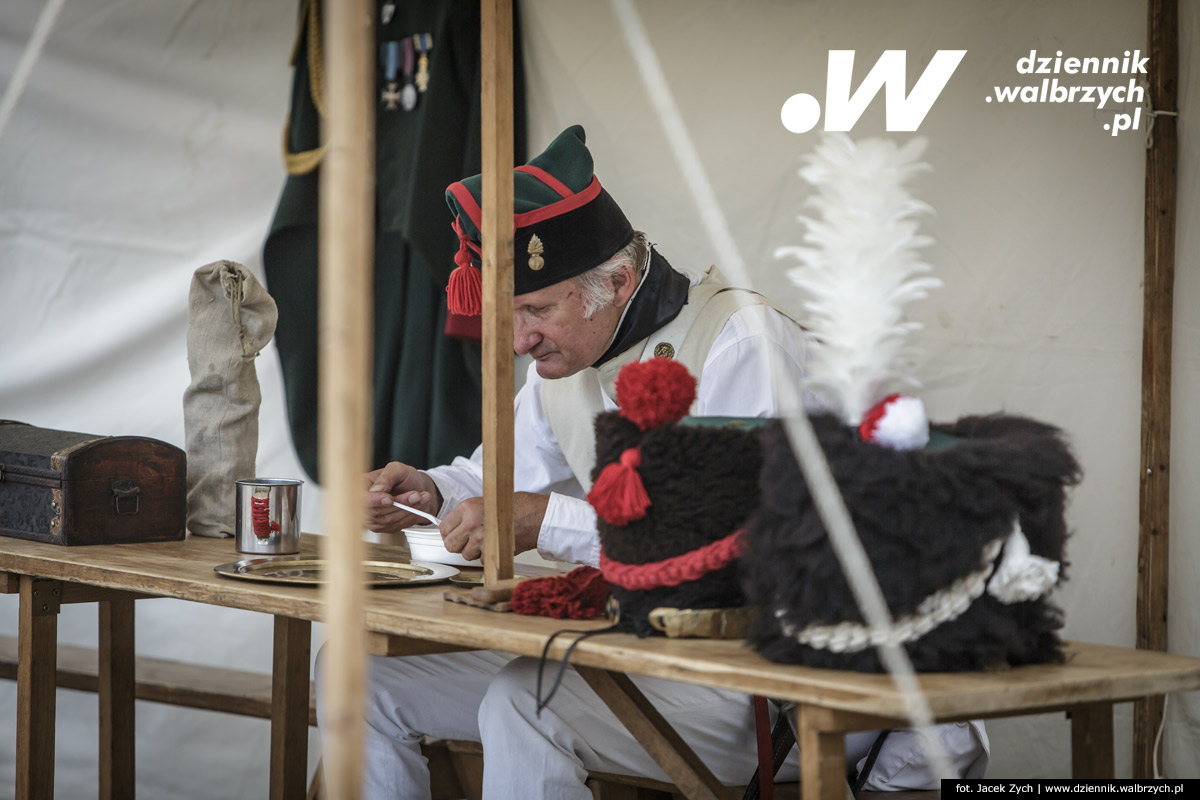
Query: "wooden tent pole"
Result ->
[[1134, 0, 1177, 779], [318, 0, 374, 797], [480, 0, 517, 590]]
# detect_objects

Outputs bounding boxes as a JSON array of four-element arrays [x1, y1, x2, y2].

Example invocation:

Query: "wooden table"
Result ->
[[3, 533, 1200, 800]]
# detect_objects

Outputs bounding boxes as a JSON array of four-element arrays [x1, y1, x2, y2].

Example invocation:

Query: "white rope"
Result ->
[[779, 538, 1005, 653], [0, 0, 69, 149], [1139, 77, 1179, 151], [609, 0, 749, 288]]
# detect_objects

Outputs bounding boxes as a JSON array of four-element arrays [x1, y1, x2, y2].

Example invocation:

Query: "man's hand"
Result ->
[[439, 492, 549, 562], [364, 462, 443, 534]]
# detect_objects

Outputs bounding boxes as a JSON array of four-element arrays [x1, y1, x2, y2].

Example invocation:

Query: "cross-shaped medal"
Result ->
[[381, 82, 402, 110]]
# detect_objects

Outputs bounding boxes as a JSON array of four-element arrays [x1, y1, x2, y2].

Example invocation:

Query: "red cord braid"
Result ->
[[599, 530, 743, 591], [251, 494, 281, 539]]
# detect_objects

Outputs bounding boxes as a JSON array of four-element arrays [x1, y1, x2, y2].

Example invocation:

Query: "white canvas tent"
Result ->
[[1, 0, 1198, 796]]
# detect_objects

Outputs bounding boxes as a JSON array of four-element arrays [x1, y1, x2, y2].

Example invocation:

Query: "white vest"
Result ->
[[540, 267, 784, 491]]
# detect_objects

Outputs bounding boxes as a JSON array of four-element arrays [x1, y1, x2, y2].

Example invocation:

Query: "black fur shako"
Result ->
[[592, 412, 762, 636], [741, 413, 1081, 672]]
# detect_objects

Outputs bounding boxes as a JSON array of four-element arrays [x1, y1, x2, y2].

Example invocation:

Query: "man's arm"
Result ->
[[418, 362, 590, 561], [437, 492, 548, 562]]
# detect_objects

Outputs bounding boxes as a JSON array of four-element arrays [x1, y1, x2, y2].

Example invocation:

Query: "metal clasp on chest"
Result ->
[[111, 480, 141, 516]]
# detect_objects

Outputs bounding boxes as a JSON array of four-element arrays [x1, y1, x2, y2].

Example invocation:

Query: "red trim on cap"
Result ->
[[514, 176, 603, 228], [447, 181, 483, 230], [599, 530, 744, 591], [515, 164, 575, 198]]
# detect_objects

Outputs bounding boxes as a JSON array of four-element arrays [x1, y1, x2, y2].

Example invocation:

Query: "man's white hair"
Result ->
[[574, 231, 649, 318]]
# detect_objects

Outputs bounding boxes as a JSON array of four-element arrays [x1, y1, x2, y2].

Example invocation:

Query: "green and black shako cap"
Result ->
[[444, 125, 635, 315]]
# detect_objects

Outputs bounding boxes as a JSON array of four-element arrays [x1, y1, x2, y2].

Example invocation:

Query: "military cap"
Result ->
[[444, 125, 634, 315]]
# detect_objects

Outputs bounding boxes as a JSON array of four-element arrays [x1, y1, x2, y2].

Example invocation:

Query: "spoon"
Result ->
[[392, 500, 442, 527]]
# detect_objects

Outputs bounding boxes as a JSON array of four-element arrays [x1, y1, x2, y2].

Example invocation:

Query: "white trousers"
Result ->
[[315, 649, 990, 800]]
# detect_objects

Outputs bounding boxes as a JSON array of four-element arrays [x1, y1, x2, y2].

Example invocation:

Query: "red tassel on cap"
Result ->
[[447, 217, 483, 316], [587, 447, 651, 525], [447, 263, 482, 316]]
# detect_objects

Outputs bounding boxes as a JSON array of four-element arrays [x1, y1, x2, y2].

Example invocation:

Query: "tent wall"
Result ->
[[0, 0, 1197, 795]]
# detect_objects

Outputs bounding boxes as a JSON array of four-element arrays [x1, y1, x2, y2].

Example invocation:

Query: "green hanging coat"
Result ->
[[263, 0, 527, 481]]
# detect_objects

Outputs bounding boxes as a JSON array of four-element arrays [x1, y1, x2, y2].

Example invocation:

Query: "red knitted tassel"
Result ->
[[587, 447, 650, 525], [447, 217, 483, 316], [511, 566, 610, 619], [447, 263, 482, 317]]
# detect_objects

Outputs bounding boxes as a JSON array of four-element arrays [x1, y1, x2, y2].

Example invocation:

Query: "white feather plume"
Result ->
[[775, 134, 941, 425]]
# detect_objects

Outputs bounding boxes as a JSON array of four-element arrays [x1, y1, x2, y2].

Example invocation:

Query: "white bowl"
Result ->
[[403, 526, 481, 567]]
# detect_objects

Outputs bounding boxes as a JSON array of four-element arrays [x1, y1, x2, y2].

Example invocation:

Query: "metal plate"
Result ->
[[213, 558, 459, 587], [447, 571, 485, 588]]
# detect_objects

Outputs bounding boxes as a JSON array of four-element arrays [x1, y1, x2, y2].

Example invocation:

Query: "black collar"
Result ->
[[592, 248, 690, 367]]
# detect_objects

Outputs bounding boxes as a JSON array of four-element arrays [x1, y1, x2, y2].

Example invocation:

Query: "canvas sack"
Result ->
[[183, 261, 278, 538]]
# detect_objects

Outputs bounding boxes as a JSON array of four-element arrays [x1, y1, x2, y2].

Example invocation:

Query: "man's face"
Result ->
[[513, 275, 626, 380]]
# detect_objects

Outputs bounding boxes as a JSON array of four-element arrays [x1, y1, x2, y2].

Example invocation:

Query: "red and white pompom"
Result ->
[[858, 394, 929, 451]]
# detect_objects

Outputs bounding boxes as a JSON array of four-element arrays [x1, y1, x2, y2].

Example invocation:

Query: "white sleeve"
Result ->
[[539, 492, 602, 566], [695, 303, 812, 418]]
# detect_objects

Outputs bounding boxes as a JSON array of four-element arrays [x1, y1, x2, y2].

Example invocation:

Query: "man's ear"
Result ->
[[611, 262, 638, 309]]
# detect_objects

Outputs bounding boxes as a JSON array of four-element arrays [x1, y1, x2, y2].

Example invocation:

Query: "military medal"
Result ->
[[412, 33, 433, 93], [380, 41, 401, 110], [400, 37, 418, 111]]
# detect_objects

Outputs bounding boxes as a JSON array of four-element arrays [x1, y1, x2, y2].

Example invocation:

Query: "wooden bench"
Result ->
[[0, 634, 316, 726], [0, 636, 947, 800], [0, 634, 661, 800]]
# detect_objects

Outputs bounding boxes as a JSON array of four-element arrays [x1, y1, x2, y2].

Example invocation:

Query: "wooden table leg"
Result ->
[[1069, 702, 1115, 779], [576, 666, 727, 800], [16, 577, 59, 800], [99, 597, 136, 799], [796, 705, 847, 800], [271, 616, 312, 800]]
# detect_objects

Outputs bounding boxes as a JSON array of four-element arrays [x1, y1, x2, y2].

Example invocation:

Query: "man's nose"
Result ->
[[513, 314, 539, 355]]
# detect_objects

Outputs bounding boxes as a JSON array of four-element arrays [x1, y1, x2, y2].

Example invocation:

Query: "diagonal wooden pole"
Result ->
[[480, 0, 517, 592], [318, 0, 374, 797], [1134, 0, 1177, 779]]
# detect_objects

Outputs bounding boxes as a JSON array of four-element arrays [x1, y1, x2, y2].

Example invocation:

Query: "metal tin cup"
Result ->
[[235, 478, 302, 554]]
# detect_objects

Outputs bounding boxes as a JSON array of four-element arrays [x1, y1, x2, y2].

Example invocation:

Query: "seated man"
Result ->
[[317, 125, 989, 799]]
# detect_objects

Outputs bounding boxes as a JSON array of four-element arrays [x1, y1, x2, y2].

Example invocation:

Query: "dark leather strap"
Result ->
[[741, 698, 796, 800], [754, 695, 773, 800]]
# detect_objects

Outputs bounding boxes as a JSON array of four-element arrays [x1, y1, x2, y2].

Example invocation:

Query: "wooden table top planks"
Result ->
[[3, 532, 1200, 724]]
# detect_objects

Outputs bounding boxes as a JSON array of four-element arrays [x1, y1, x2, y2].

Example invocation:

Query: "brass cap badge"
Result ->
[[527, 234, 545, 271]]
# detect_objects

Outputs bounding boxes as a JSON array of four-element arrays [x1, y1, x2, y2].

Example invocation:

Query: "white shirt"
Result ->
[[424, 300, 811, 567]]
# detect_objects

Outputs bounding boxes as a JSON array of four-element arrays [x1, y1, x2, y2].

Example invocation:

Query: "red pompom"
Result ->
[[511, 566, 610, 619], [614, 357, 696, 430], [587, 447, 651, 525], [447, 263, 482, 316]]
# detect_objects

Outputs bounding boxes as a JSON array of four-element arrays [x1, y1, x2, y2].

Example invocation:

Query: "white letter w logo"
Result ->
[[782, 50, 966, 133]]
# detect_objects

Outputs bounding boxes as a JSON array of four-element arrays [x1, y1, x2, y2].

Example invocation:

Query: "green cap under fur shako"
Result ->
[[444, 125, 635, 315]]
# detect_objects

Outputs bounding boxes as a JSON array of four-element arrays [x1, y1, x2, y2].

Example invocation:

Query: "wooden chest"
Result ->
[[0, 421, 186, 546]]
